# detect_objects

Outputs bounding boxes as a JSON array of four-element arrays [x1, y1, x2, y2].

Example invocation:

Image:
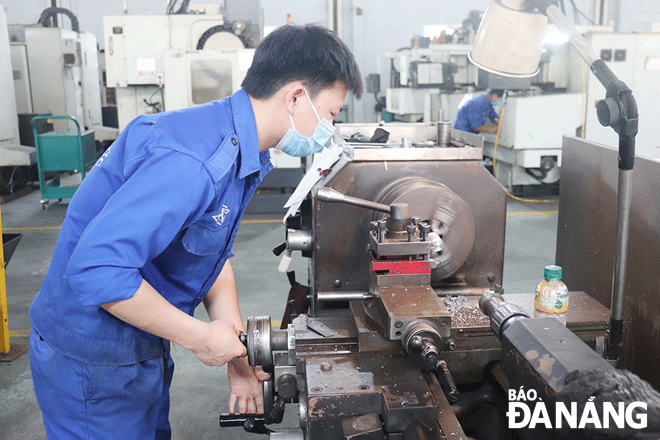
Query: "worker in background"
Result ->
[[453, 89, 504, 134], [28, 25, 362, 440]]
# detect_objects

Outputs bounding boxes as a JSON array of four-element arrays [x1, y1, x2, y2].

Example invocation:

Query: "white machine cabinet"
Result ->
[[103, 14, 251, 132], [10, 42, 32, 115], [481, 93, 583, 190], [0, 6, 19, 145], [0, 5, 36, 184]]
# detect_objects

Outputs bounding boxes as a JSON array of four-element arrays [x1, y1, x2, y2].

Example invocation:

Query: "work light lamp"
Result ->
[[468, 0, 639, 362]]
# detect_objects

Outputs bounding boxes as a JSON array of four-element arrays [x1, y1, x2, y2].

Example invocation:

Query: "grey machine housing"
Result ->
[[309, 123, 506, 308]]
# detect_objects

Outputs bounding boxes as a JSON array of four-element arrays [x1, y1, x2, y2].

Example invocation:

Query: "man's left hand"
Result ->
[[227, 356, 271, 414]]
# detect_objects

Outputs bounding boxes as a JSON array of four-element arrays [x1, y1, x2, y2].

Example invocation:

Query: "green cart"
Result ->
[[31, 116, 96, 210]]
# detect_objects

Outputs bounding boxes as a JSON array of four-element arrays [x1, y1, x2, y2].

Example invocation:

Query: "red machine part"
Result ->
[[371, 260, 431, 275]]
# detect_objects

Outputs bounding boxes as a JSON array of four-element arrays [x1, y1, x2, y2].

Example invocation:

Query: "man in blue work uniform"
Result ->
[[453, 89, 504, 134], [29, 25, 362, 439]]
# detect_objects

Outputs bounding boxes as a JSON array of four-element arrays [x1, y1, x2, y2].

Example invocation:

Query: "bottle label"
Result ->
[[534, 281, 569, 314]]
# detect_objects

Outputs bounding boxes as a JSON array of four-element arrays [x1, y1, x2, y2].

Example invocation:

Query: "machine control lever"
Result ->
[[316, 187, 412, 232], [435, 360, 460, 404], [268, 398, 286, 424], [218, 413, 270, 434], [272, 242, 287, 256], [317, 187, 391, 213]]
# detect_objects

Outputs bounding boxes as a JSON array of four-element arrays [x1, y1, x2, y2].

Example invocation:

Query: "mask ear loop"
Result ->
[[289, 113, 296, 131], [303, 88, 322, 123]]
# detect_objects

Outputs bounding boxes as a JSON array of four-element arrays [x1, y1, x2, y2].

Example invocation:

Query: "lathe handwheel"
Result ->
[[246, 316, 273, 367]]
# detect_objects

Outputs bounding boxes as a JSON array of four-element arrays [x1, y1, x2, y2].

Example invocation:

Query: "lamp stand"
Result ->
[[544, 2, 638, 361]]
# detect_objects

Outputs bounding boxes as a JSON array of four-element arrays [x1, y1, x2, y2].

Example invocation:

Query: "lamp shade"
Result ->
[[468, 0, 548, 78]]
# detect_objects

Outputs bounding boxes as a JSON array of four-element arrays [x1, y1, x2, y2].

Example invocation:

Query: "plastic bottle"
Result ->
[[534, 265, 569, 324]]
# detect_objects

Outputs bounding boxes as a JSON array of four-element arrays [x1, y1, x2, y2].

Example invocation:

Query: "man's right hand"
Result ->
[[191, 320, 247, 367]]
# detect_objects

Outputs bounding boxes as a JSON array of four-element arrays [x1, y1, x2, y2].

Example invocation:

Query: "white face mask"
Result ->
[[275, 88, 336, 157]]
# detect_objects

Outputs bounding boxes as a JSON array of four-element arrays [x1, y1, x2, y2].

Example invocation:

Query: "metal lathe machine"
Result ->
[[219, 123, 625, 440]]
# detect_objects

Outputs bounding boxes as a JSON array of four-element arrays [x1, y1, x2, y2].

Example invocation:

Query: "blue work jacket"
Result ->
[[29, 88, 272, 366], [453, 93, 498, 134]]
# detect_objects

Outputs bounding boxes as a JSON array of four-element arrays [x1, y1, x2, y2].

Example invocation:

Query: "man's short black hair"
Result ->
[[489, 89, 504, 98], [242, 25, 363, 100]]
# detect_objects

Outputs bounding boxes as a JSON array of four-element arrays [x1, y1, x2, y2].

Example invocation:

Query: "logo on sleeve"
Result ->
[[213, 205, 230, 226]]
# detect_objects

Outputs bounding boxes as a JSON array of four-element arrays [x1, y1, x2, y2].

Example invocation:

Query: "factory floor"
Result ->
[[0, 184, 559, 440]]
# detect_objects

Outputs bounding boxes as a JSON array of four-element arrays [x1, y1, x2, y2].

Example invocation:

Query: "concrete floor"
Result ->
[[0, 184, 558, 440]]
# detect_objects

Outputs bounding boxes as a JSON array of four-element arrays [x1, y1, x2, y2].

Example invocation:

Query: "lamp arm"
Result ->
[[543, 4, 639, 151], [541, 2, 638, 361]]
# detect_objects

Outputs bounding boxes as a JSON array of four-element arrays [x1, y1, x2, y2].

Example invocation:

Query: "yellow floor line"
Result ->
[[3, 226, 62, 231], [240, 219, 282, 224]]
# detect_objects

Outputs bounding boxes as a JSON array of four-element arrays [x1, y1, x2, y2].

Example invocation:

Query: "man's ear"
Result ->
[[284, 83, 306, 114]]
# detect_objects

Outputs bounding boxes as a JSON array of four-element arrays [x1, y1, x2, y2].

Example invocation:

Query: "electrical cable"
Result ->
[[37, 7, 80, 32], [174, 0, 191, 15], [166, 0, 190, 15], [143, 87, 164, 113], [568, 0, 596, 25], [492, 107, 553, 203], [580, 61, 587, 138]]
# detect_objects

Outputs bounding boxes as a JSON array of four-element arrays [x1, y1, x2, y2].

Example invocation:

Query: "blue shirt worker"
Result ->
[[453, 89, 504, 134], [29, 25, 362, 440]]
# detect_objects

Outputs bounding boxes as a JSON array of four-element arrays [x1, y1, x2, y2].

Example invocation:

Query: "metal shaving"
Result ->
[[444, 295, 490, 327]]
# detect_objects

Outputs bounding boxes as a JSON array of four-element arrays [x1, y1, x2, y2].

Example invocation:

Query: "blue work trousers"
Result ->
[[30, 328, 174, 439]]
